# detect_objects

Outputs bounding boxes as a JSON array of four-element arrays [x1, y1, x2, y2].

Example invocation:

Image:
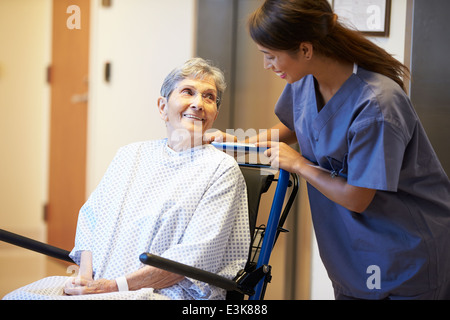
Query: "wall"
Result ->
[[0, 0, 52, 298], [0, 0, 51, 237], [310, 0, 408, 300], [408, 0, 450, 176], [0, 0, 197, 240], [232, 0, 304, 300], [0, 0, 196, 298], [86, 0, 197, 194]]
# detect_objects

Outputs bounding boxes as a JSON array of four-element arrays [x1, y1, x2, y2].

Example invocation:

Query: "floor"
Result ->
[[0, 246, 285, 300], [0, 228, 290, 300], [0, 244, 69, 299]]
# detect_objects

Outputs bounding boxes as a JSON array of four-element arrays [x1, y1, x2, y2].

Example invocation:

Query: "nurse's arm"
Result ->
[[205, 122, 296, 145], [262, 142, 376, 213], [247, 122, 298, 145], [296, 156, 376, 213]]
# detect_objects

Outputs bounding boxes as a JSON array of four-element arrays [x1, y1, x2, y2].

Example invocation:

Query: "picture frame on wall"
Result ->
[[332, 0, 391, 37]]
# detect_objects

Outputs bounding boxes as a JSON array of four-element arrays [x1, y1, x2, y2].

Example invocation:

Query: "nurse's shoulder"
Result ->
[[354, 67, 417, 136]]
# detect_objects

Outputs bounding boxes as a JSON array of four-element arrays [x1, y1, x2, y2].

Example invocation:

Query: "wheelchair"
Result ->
[[0, 144, 298, 300]]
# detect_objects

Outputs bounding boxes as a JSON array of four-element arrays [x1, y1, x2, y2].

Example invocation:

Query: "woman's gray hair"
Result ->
[[160, 57, 227, 108]]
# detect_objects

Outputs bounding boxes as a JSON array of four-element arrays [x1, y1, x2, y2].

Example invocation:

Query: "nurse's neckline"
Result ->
[[314, 63, 358, 112]]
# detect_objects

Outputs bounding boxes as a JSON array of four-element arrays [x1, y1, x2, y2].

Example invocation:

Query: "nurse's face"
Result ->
[[257, 44, 309, 84], [157, 77, 219, 142]]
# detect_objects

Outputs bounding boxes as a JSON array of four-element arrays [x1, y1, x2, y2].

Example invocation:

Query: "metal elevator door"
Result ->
[[408, 0, 450, 176]]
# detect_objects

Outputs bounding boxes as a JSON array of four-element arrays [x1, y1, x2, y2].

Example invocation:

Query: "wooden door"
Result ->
[[47, 0, 90, 250]]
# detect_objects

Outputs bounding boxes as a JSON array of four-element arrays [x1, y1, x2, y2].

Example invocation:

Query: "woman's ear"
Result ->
[[157, 96, 169, 121], [299, 42, 313, 60]]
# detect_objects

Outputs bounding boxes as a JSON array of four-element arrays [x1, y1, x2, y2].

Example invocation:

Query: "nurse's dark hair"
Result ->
[[248, 0, 409, 91]]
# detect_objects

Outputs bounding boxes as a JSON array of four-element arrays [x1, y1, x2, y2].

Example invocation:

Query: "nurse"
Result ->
[[218, 0, 450, 299]]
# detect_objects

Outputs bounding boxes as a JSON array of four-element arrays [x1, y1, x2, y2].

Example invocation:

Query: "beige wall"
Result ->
[[0, 0, 197, 236], [0, 0, 52, 236], [0, 0, 52, 298], [86, 0, 197, 194], [0, 0, 196, 298]]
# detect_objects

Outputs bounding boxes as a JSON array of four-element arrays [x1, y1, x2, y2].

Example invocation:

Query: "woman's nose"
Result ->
[[263, 57, 272, 70], [190, 93, 204, 109]]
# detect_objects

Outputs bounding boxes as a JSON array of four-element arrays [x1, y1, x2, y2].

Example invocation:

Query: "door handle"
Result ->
[[71, 92, 88, 104]]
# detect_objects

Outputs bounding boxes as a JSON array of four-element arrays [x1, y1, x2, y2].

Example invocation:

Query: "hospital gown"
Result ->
[[4, 139, 250, 300]]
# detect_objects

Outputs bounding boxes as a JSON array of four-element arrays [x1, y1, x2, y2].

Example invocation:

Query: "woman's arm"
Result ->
[[296, 156, 376, 213], [78, 250, 93, 280], [64, 257, 184, 295], [263, 142, 376, 213], [204, 122, 297, 145], [124, 266, 184, 290], [247, 122, 298, 145]]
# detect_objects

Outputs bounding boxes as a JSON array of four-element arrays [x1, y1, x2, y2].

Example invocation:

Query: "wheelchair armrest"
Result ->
[[139, 253, 270, 296], [0, 229, 73, 263], [139, 253, 239, 292]]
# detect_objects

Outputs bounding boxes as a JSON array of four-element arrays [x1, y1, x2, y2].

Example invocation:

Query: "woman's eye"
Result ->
[[181, 89, 193, 95]]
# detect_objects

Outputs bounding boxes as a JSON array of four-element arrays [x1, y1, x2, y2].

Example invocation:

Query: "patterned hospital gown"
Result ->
[[4, 140, 250, 300]]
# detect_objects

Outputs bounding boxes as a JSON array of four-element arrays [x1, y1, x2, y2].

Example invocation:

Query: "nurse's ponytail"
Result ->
[[248, 0, 409, 92]]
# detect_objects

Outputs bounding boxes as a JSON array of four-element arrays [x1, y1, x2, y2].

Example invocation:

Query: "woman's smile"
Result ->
[[275, 71, 287, 79], [183, 113, 204, 121]]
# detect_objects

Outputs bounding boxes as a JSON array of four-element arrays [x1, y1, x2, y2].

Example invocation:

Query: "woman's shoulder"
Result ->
[[355, 67, 409, 105], [115, 139, 166, 157], [352, 68, 417, 139], [201, 145, 245, 181], [203, 144, 241, 168], [121, 139, 165, 150]]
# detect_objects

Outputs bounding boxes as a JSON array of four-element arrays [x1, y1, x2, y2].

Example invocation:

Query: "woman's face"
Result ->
[[257, 44, 309, 84], [158, 77, 219, 147]]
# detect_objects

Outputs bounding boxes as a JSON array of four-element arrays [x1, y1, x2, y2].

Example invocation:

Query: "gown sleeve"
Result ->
[[159, 159, 250, 299]]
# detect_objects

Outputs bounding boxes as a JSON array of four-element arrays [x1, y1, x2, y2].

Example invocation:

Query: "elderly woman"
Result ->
[[4, 58, 250, 300]]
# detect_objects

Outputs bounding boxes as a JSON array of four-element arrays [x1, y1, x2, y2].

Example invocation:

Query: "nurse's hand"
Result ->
[[203, 129, 238, 143], [259, 141, 308, 173]]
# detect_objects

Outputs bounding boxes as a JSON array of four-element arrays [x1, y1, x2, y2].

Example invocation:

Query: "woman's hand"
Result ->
[[259, 141, 307, 173], [203, 129, 237, 143], [64, 276, 117, 295]]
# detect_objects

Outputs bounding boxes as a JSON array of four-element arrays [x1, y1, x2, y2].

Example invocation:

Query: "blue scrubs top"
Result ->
[[275, 65, 450, 299]]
